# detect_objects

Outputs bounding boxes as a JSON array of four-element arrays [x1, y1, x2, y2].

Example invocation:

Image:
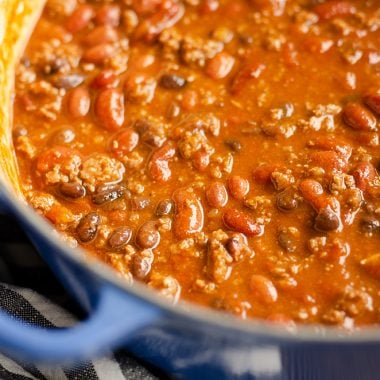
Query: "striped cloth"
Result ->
[[0, 216, 164, 380]]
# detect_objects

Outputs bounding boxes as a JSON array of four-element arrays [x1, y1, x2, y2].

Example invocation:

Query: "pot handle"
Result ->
[[0, 284, 161, 363]]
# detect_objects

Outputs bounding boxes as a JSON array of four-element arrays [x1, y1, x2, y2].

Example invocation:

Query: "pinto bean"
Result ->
[[65, 5, 94, 34], [95, 89, 125, 131], [132, 249, 154, 280], [312, 1, 356, 21], [250, 275, 278, 304], [342, 103, 377, 132], [352, 161, 377, 192], [206, 182, 228, 208], [82, 26, 118, 47], [92, 184, 125, 205], [148, 141, 176, 182], [173, 188, 204, 240], [227, 176, 250, 200], [222, 208, 263, 236], [364, 89, 380, 116], [155, 199, 174, 216], [130, 197, 151, 211], [77, 212, 100, 243], [136, 221, 160, 249], [59, 182, 86, 199], [54, 74, 85, 90], [108, 226, 132, 250], [67, 87, 90, 118]]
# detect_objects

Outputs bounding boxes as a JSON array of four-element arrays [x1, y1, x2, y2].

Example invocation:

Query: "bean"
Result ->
[[352, 161, 377, 192], [206, 52, 235, 80], [91, 70, 119, 89], [299, 179, 323, 208], [159, 74, 187, 89], [95, 4, 121, 26], [130, 197, 151, 211], [314, 207, 341, 232], [148, 141, 176, 182], [364, 89, 380, 116], [278, 229, 297, 253], [65, 5, 94, 34], [250, 275, 278, 304], [227, 175, 249, 200], [67, 87, 90, 118], [109, 128, 139, 158], [77, 212, 100, 243], [173, 188, 204, 240], [136, 221, 160, 249], [155, 199, 174, 217], [276, 188, 298, 212], [92, 184, 125, 205], [342, 102, 377, 132], [312, 1, 356, 21], [222, 208, 263, 236], [206, 182, 228, 208], [252, 164, 279, 184], [95, 88, 125, 131], [108, 226, 132, 250], [360, 216, 380, 234], [59, 182, 86, 199], [82, 43, 115, 64], [309, 150, 347, 173], [224, 139, 242, 152], [225, 233, 251, 261], [132, 249, 154, 280], [82, 26, 118, 47], [54, 74, 85, 89]]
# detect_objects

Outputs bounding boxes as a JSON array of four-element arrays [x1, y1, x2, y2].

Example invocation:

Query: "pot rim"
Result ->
[[2, 180, 380, 344]]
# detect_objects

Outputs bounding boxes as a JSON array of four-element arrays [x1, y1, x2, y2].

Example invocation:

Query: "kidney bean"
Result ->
[[227, 175, 250, 200], [65, 5, 94, 34], [192, 149, 211, 172], [222, 208, 263, 236], [95, 4, 121, 26], [132, 249, 154, 280], [252, 164, 279, 184], [108, 226, 132, 250], [276, 188, 298, 212], [67, 87, 90, 118], [91, 70, 119, 89], [352, 161, 377, 192], [206, 52, 235, 80], [307, 136, 352, 162], [59, 182, 86, 199], [77, 212, 100, 243], [230, 62, 265, 94], [155, 199, 174, 216], [92, 184, 125, 205], [173, 188, 204, 240], [342, 103, 377, 132], [312, 1, 356, 21], [109, 128, 139, 158], [148, 141, 176, 182], [309, 150, 348, 173], [82, 26, 118, 47], [130, 197, 151, 211], [159, 74, 187, 89], [206, 182, 228, 208], [54, 74, 85, 90], [82, 44, 115, 64], [95, 88, 125, 131], [250, 275, 278, 304], [363, 89, 380, 116], [299, 179, 323, 206], [136, 221, 160, 249], [314, 207, 341, 232]]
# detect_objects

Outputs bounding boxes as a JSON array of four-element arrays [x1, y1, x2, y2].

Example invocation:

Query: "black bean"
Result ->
[[277, 230, 297, 253], [134, 119, 151, 134], [77, 212, 100, 243], [108, 226, 132, 250], [59, 182, 86, 199], [159, 74, 187, 89], [54, 74, 85, 89], [136, 221, 160, 249], [155, 199, 173, 217], [132, 250, 154, 280], [92, 184, 125, 205], [314, 208, 340, 232], [360, 216, 380, 234], [13, 125, 28, 138], [130, 197, 151, 211], [276, 188, 298, 212], [44, 57, 69, 75], [224, 139, 242, 152], [50, 128, 76, 145]]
